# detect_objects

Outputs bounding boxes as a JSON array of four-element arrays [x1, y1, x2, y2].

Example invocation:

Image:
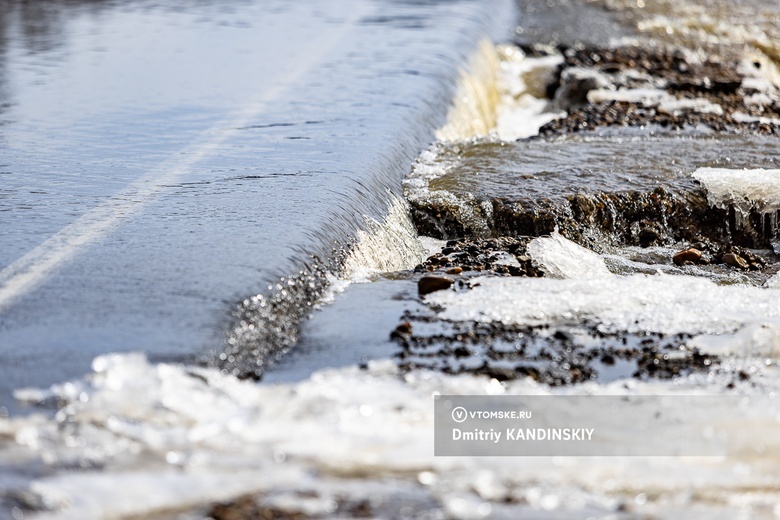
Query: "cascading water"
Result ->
[[4, 1, 780, 518]]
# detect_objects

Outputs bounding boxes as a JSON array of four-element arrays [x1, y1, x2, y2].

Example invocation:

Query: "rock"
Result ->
[[552, 67, 610, 111], [390, 322, 413, 340], [536, 44, 780, 138], [638, 227, 661, 247], [722, 252, 749, 269], [418, 275, 453, 295], [445, 267, 463, 275], [673, 247, 702, 266]]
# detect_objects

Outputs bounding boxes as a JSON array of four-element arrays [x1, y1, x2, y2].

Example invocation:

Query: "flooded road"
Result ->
[[2, 0, 780, 518], [0, 0, 513, 408]]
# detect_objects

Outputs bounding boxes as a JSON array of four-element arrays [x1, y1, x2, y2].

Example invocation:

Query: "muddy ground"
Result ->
[[398, 42, 780, 388]]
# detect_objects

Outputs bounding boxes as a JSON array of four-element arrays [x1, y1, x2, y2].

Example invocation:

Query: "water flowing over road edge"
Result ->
[[0, 0, 517, 407], [5, 1, 780, 519], [215, 5, 518, 379]]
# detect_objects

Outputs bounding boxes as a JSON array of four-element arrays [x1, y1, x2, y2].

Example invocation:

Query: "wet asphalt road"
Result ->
[[0, 0, 514, 411]]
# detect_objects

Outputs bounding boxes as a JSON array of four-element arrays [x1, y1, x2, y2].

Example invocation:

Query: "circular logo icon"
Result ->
[[451, 406, 468, 423]]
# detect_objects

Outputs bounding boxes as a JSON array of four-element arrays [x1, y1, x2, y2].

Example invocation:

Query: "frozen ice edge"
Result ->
[[4, 350, 780, 519], [428, 273, 780, 337], [693, 167, 780, 215]]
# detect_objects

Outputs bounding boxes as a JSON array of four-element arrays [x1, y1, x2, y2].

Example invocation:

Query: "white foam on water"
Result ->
[[418, 235, 447, 257], [494, 48, 565, 141], [527, 232, 613, 279], [495, 94, 562, 141], [692, 167, 780, 215], [403, 142, 456, 195], [341, 193, 427, 276], [317, 193, 428, 305]]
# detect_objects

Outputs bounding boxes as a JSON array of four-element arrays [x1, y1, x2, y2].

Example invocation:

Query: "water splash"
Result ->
[[341, 194, 427, 278]]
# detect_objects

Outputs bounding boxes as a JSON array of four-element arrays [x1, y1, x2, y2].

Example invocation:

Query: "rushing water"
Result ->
[[3, 0, 780, 518], [0, 0, 514, 408]]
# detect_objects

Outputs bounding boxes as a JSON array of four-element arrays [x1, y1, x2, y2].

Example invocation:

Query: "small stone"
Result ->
[[418, 275, 453, 295], [638, 228, 661, 247], [722, 252, 749, 269], [672, 248, 702, 266], [452, 346, 471, 358], [390, 322, 413, 339], [445, 267, 463, 275]]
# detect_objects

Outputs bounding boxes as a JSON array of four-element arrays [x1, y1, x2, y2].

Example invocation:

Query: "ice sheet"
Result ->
[[693, 167, 780, 214], [428, 274, 780, 341], [587, 88, 670, 105], [657, 97, 724, 116], [3, 352, 780, 519]]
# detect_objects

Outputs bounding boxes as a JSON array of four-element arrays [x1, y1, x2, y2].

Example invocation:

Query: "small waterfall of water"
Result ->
[[215, 19, 519, 378], [435, 39, 502, 142], [341, 193, 427, 278], [404, 41, 566, 240]]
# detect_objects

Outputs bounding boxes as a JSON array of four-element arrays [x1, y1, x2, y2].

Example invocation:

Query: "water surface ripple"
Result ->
[[0, 0, 515, 408]]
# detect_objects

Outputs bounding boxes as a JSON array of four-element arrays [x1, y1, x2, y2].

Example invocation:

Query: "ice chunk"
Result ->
[[527, 232, 612, 279], [587, 88, 670, 105], [692, 167, 780, 214], [428, 274, 780, 337], [689, 323, 780, 357], [743, 92, 775, 106], [731, 111, 780, 125], [657, 98, 723, 116]]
